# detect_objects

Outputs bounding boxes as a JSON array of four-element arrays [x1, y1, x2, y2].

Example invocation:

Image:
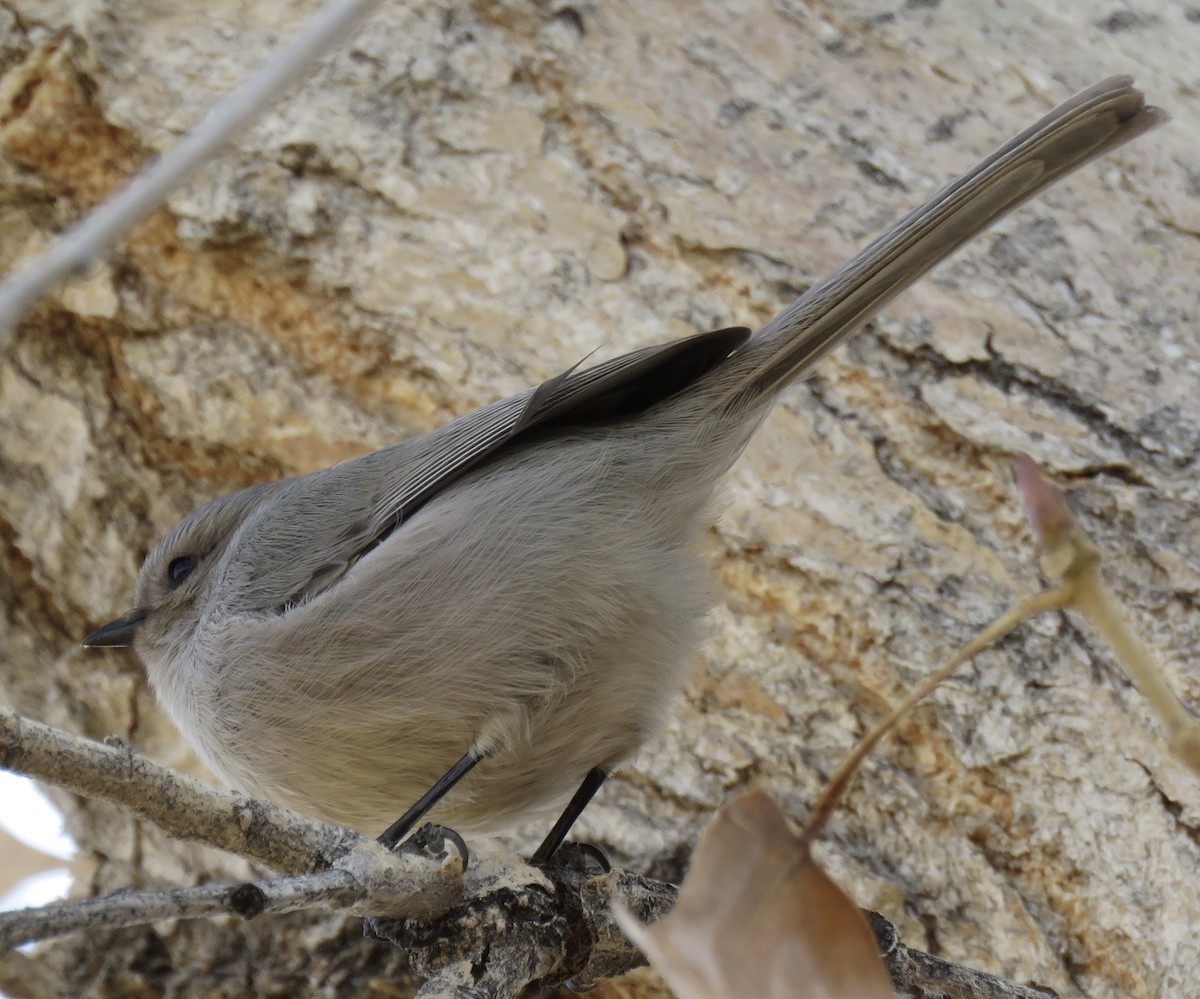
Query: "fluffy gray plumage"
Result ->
[[95, 78, 1161, 837]]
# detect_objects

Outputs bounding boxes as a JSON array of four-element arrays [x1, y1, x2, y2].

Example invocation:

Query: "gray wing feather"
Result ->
[[367, 325, 750, 531], [233, 325, 751, 611]]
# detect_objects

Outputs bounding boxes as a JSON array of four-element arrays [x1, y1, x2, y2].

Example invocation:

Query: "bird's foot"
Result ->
[[394, 822, 470, 871], [531, 840, 610, 875]]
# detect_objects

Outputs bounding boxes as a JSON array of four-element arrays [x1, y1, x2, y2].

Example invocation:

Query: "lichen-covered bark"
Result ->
[[0, 1, 1196, 997]]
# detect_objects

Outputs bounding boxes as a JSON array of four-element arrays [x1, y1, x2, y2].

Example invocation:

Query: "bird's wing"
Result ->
[[239, 325, 751, 611], [365, 324, 750, 534]]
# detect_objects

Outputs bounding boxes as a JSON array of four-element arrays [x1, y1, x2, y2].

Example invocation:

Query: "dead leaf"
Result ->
[[616, 789, 894, 999]]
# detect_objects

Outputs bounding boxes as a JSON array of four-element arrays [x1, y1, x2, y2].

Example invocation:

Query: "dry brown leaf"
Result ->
[[615, 789, 894, 999]]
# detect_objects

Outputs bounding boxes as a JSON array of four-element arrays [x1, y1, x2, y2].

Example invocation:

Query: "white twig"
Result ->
[[0, 0, 387, 342], [0, 703, 468, 951], [0, 705, 359, 872], [0, 870, 355, 950], [0, 845, 483, 951]]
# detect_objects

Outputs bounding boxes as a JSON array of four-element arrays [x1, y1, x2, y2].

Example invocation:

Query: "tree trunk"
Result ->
[[1, 1, 1196, 997]]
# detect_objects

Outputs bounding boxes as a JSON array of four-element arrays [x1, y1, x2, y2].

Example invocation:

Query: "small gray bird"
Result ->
[[85, 78, 1162, 863]]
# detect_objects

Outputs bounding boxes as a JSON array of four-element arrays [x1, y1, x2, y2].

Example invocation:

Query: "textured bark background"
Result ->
[[1, 0, 1197, 996]]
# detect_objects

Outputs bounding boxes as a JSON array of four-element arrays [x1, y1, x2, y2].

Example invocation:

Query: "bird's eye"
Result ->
[[167, 555, 199, 586]]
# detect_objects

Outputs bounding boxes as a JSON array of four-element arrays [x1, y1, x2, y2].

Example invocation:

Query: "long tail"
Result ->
[[713, 76, 1164, 412]]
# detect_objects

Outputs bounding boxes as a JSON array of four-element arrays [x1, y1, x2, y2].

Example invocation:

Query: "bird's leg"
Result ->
[[530, 766, 609, 866], [377, 746, 485, 850]]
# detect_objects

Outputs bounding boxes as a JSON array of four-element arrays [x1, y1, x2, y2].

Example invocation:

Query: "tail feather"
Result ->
[[715, 76, 1165, 410]]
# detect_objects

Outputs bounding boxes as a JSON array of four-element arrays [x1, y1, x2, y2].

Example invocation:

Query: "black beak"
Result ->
[[82, 609, 148, 649]]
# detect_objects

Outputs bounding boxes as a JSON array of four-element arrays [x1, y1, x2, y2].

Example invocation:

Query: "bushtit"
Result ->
[[86, 78, 1161, 862]]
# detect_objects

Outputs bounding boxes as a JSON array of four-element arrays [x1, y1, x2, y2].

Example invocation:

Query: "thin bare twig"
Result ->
[[803, 584, 1075, 841], [0, 869, 362, 950], [1013, 453, 1200, 774], [0, 0, 388, 341], [0, 704, 358, 873], [1073, 575, 1200, 769]]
